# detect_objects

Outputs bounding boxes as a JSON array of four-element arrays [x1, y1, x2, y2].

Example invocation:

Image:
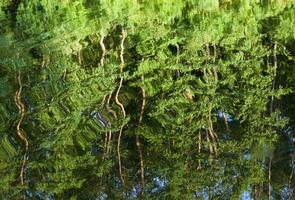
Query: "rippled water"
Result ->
[[0, 1, 295, 199]]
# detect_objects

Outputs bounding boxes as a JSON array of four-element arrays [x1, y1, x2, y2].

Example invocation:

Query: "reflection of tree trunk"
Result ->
[[288, 153, 294, 200], [15, 71, 29, 199], [176, 43, 180, 77], [117, 125, 124, 185], [208, 108, 218, 155], [268, 158, 272, 200], [208, 128, 217, 155], [104, 131, 108, 153], [253, 184, 257, 199], [222, 112, 229, 131], [107, 130, 112, 154], [103, 131, 112, 156], [115, 29, 127, 119], [104, 93, 115, 156], [251, 184, 259, 200], [137, 74, 146, 197], [116, 29, 127, 186], [252, 183, 264, 200], [198, 130, 202, 153], [204, 44, 218, 155], [270, 42, 277, 113], [106, 92, 117, 119], [136, 135, 144, 198], [208, 187, 211, 200], [260, 182, 263, 199], [139, 75, 145, 124], [206, 130, 214, 155], [197, 130, 202, 170]]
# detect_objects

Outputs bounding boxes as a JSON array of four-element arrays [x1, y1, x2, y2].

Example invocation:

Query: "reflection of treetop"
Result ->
[[0, 0, 294, 199]]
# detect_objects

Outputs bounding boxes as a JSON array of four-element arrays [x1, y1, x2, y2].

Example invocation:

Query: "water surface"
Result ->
[[0, 1, 295, 199]]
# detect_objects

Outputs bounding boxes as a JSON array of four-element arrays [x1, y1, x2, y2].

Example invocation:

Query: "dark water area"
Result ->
[[0, 1, 295, 199]]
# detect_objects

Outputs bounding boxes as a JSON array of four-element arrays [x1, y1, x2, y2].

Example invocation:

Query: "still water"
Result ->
[[0, 1, 294, 199]]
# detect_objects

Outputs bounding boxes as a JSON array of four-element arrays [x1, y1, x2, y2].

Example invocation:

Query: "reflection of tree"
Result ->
[[0, 0, 294, 199]]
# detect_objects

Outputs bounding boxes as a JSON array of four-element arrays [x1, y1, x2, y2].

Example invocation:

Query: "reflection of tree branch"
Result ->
[[14, 71, 29, 187]]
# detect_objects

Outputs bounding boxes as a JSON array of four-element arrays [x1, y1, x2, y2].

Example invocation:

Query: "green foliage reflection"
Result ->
[[0, 0, 294, 199]]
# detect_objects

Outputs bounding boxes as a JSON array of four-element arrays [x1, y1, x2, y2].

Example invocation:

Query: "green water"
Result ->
[[0, 0, 295, 199]]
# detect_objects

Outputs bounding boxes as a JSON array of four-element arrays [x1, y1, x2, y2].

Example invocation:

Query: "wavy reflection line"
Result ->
[[14, 71, 29, 186]]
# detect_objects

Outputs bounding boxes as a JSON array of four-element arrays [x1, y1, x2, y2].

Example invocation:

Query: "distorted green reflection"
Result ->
[[0, 0, 294, 199]]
